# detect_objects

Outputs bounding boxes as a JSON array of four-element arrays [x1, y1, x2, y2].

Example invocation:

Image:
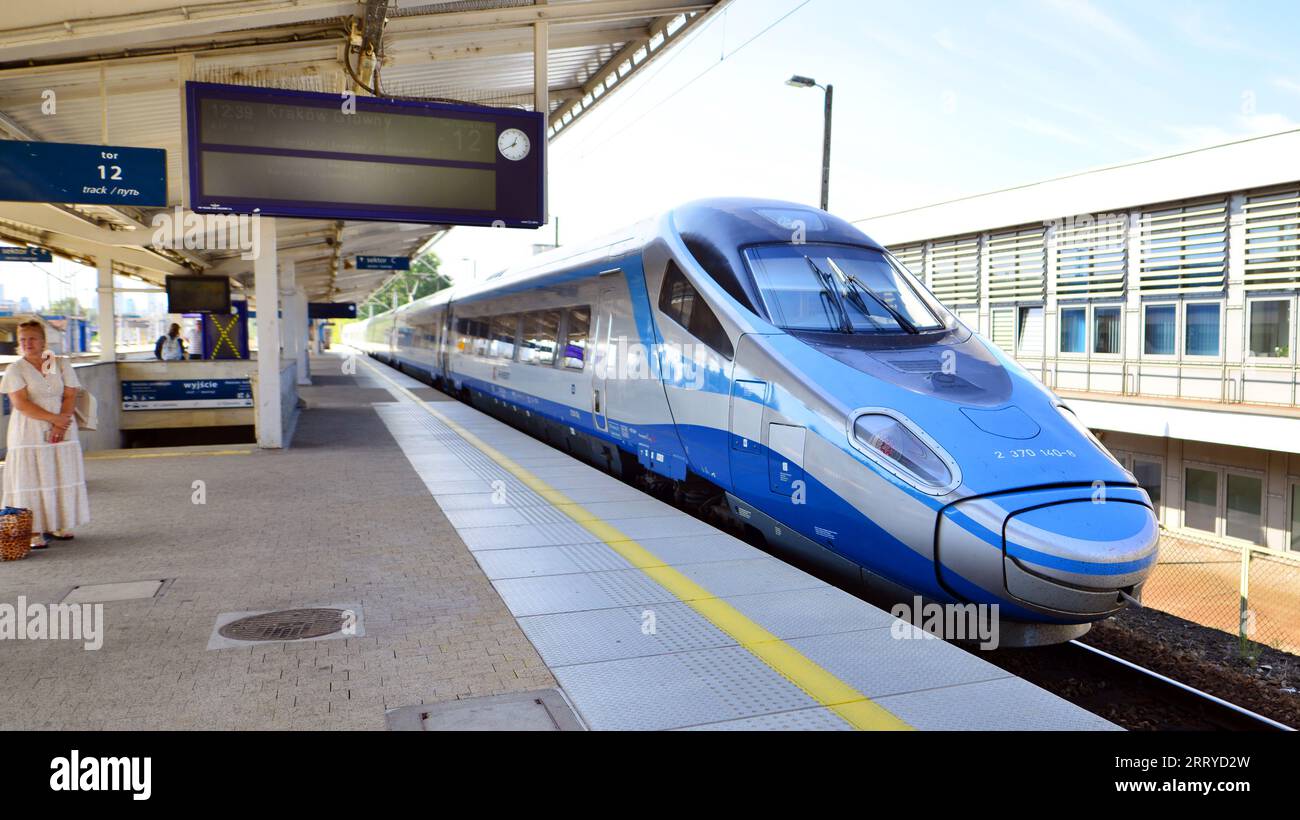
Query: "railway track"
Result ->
[[975, 637, 1295, 731], [1067, 640, 1293, 731]]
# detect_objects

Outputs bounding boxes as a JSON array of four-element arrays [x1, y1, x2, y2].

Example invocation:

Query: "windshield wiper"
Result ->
[[804, 256, 852, 333], [825, 258, 920, 334]]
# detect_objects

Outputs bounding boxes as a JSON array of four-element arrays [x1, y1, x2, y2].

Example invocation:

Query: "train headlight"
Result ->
[[851, 411, 955, 491]]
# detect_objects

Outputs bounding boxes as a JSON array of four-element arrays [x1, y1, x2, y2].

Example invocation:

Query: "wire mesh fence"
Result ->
[[1142, 531, 1300, 657]]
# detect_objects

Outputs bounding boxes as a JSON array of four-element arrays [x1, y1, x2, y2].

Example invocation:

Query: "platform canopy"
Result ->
[[0, 0, 729, 303]]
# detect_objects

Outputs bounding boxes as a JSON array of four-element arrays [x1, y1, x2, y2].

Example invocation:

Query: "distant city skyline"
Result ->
[[0, 250, 167, 316]]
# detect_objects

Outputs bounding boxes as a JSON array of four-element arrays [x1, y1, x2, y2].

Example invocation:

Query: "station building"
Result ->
[[859, 130, 1300, 555]]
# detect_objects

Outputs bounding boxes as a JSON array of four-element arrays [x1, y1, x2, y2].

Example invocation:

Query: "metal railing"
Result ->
[[1042, 356, 1300, 408]]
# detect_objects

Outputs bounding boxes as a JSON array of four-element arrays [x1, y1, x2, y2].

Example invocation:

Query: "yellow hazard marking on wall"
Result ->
[[359, 355, 912, 731], [208, 313, 242, 359]]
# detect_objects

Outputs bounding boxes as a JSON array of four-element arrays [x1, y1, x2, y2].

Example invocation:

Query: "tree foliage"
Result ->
[[361, 252, 450, 315], [47, 296, 85, 317]]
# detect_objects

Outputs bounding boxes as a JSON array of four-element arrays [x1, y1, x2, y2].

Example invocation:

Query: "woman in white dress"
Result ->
[[1, 321, 90, 549]]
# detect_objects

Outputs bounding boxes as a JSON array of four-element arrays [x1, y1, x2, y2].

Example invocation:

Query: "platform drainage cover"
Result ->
[[386, 689, 585, 731], [218, 608, 348, 642]]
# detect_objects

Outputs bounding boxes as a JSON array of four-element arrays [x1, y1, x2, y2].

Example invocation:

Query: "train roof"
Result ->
[[667, 198, 887, 312], [366, 197, 886, 322]]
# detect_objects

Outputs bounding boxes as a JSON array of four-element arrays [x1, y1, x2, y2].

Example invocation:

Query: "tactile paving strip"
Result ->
[[473, 542, 633, 579], [517, 601, 735, 667], [551, 645, 820, 731], [675, 706, 854, 731]]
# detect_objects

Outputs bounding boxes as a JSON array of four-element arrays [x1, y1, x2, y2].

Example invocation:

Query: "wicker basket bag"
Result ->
[[0, 507, 34, 561]]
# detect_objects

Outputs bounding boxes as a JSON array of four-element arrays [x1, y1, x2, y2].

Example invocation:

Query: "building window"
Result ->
[[1290, 483, 1300, 552], [1060, 306, 1086, 353], [1133, 457, 1162, 510], [1143, 303, 1176, 355], [1016, 306, 1043, 357], [1225, 473, 1264, 545], [1184, 302, 1221, 357], [561, 306, 590, 370], [1248, 299, 1291, 358], [1184, 467, 1218, 534], [1093, 306, 1121, 354]]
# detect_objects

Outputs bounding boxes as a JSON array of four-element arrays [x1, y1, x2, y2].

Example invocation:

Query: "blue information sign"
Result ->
[[0, 140, 167, 207], [121, 378, 252, 410], [0, 246, 52, 263], [186, 82, 545, 227], [355, 256, 410, 270]]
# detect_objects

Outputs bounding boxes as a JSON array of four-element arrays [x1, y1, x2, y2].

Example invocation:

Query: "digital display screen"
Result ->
[[186, 82, 544, 227], [201, 152, 496, 210], [199, 99, 497, 163], [167, 275, 231, 314]]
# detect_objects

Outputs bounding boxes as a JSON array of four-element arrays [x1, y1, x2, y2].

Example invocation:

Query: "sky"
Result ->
[[429, 0, 1300, 285], [5, 0, 1300, 306]]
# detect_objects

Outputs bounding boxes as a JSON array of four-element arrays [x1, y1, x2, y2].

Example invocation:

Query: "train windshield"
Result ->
[[743, 244, 947, 334]]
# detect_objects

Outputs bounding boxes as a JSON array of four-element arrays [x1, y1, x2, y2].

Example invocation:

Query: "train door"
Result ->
[[438, 306, 452, 378], [591, 282, 616, 432]]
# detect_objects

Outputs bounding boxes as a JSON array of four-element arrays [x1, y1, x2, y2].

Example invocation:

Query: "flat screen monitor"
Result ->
[[166, 275, 231, 314], [185, 81, 545, 228]]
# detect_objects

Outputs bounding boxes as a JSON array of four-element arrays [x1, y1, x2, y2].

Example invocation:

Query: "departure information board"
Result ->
[[185, 82, 545, 227]]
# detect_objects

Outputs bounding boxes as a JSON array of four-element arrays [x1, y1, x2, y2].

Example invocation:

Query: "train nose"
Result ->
[[936, 486, 1159, 618]]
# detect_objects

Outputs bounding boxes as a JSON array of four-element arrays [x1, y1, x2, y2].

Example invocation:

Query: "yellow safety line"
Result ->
[[85, 448, 255, 461], [1, 448, 253, 469], [358, 355, 912, 731]]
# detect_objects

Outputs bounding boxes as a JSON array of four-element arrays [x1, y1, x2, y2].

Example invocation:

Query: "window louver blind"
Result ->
[[1136, 198, 1228, 293], [990, 308, 1015, 350], [1242, 186, 1300, 290], [890, 243, 926, 283], [1054, 213, 1127, 298], [928, 235, 980, 305], [985, 226, 1045, 301]]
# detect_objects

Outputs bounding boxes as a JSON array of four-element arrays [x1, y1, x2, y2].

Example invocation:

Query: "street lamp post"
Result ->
[[786, 75, 833, 211]]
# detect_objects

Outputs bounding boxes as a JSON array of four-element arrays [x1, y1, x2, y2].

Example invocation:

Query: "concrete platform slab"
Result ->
[[0, 355, 555, 730], [63, 579, 164, 604]]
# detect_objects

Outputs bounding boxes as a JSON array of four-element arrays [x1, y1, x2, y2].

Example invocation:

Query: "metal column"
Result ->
[[96, 255, 115, 362]]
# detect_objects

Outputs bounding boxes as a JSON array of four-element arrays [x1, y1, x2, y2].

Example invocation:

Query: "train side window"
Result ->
[[562, 306, 590, 369], [490, 314, 517, 360], [455, 316, 490, 356], [659, 261, 734, 359], [453, 316, 470, 352], [473, 318, 490, 356], [520, 310, 560, 365]]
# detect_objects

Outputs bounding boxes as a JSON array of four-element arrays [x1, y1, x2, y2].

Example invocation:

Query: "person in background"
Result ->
[[155, 322, 187, 361], [0, 321, 90, 549]]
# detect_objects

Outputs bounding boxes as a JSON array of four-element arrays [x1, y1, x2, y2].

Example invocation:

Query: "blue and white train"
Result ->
[[345, 198, 1158, 645]]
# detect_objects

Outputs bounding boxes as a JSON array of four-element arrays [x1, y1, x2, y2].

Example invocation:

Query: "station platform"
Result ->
[[0, 352, 1116, 731]]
